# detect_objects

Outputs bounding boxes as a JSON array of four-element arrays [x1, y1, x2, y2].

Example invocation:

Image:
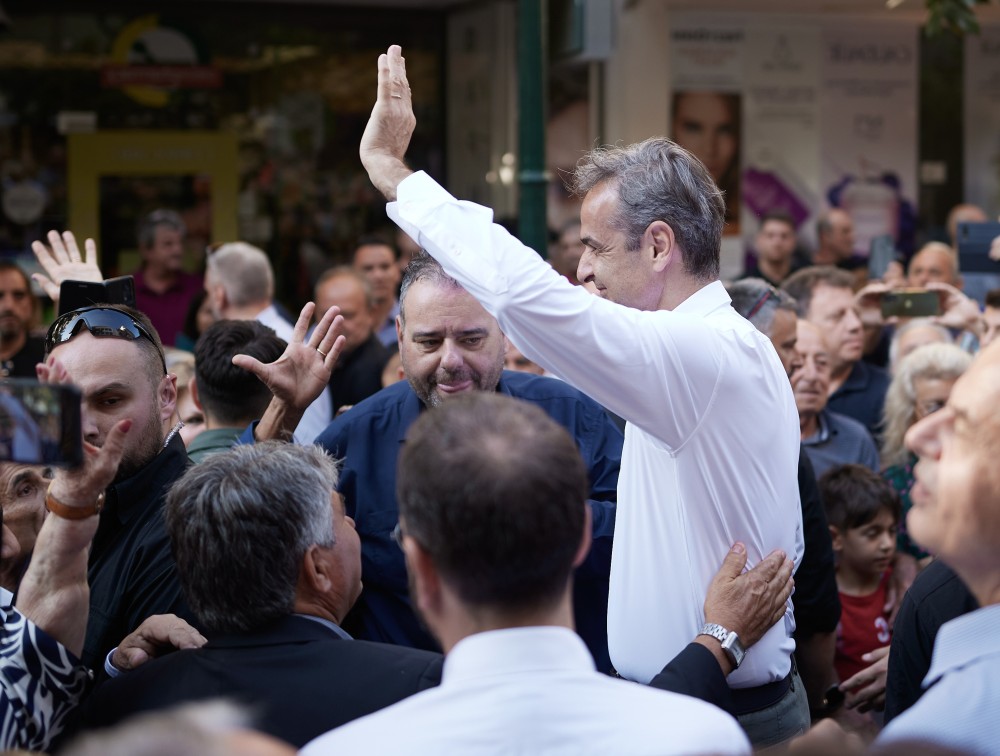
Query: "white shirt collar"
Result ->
[[442, 626, 594, 685]]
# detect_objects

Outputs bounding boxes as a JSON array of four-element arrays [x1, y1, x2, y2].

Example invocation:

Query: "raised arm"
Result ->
[[359, 45, 416, 201]]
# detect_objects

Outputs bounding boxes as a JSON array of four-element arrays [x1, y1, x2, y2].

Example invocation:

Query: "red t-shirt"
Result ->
[[835, 570, 892, 682]]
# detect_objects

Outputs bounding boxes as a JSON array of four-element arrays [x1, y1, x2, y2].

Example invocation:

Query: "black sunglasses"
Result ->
[[45, 306, 167, 373]]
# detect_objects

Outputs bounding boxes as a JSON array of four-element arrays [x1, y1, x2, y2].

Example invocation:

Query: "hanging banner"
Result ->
[[964, 27, 1000, 219], [742, 26, 821, 248], [670, 14, 919, 269], [819, 26, 919, 257]]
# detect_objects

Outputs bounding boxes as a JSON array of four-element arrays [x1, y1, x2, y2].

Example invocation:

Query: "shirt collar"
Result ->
[[105, 433, 189, 526], [295, 613, 353, 640], [924, 604, 1000, 687], [802, 409, 832, 446], [442, 626, 594, 685], [672, 280, 732, 316]]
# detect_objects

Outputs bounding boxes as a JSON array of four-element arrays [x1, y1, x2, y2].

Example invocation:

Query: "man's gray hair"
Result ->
[[165, 442, 338, 634], [571, 137, 725, 280], [206, 242, 274, 307], [138, 208, 185, 250], [727, 278, 798, 335], [398, 251, 461, 326]]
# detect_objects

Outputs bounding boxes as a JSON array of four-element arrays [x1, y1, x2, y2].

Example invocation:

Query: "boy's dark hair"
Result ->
[[819, 464, 901, 531]]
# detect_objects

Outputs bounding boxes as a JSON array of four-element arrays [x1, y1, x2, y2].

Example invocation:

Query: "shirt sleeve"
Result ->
[[0, 604, 92, 751], [388, 172, 723, 449]]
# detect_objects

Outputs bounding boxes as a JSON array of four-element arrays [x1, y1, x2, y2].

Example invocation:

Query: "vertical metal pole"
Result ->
[[517, 0, 548, 257]]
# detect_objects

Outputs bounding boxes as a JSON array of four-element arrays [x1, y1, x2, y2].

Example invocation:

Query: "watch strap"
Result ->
[[45, 481, 105, 520]]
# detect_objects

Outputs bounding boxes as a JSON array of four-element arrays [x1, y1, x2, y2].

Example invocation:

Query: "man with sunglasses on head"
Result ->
[[40, 304, 191, 669]]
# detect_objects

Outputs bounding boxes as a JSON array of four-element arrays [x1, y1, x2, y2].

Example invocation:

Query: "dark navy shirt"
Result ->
[[313, 371, 622, 672], [827, 360, 890, 440]]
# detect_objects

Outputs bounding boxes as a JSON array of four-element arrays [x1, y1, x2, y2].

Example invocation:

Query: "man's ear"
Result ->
[[302, 544, 333, 595], [189, 376, 202, 412], [395, 315, 404, 352], [646, 220, 677, 274], [159, 372, 178, 424], [405, 537, 441, 619], [572, 506, 593, 568]]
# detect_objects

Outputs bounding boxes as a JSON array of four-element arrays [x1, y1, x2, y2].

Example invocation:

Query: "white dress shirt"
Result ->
[[878, 604, 1000, 755], [301, 626, 749, 756], [387, 172, 803, 687], [255, 304, 332, 444]]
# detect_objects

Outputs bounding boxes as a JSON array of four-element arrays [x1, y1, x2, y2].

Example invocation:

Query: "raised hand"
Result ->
[[30, 230, 104, 302], [360, 45, 417, 201], [234, 302, 346, 442]]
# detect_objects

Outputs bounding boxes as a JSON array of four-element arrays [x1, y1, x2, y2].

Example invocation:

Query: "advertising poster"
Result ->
[[819, 26, 919, 257], [670, 24, 745, 236], [742, 26, 822, 248], [964, 27, 1000, 219]]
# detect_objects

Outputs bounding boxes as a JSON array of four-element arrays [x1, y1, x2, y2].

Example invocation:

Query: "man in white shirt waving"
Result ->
[[359, 45, 806, 747]]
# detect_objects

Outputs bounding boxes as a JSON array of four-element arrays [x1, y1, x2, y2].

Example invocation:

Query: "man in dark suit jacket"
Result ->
[[77, 442, 442, 748]]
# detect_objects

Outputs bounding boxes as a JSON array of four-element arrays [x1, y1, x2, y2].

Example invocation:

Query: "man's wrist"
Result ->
[[693, 634, 735, 677]]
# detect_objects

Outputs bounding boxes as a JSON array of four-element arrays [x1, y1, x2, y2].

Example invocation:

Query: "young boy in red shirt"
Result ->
[[819, 464, 901, 683]]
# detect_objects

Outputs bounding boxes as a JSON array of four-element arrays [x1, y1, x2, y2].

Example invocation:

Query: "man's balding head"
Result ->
[[908, 242, 960, 289]]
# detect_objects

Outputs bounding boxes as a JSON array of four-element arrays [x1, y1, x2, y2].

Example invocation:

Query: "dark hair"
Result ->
[[181, 289, 208, 345], [781, 266, 856, 318], [397, 393, 587, 613], [398, 251, 462, 327], [985, 288, 1000, 310], [572, 137, 725, 281], [353, 234, 399, 262], [194, 320, 286, 426], [138, 208, 185, 250], [165, 442, 338, 634], [819, 464, 901, 532], [759, 209, 796, 232]]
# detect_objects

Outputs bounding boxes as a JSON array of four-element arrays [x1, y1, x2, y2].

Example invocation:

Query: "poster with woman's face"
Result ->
[[671, 91, 741, 233]]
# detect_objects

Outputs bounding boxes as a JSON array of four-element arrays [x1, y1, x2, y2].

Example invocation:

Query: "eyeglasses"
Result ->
[[45, 306, 167, 373], [744, 286, 780, 321]]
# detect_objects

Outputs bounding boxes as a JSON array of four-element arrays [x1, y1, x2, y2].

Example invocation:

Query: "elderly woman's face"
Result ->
[[912, 376, 958, 422]]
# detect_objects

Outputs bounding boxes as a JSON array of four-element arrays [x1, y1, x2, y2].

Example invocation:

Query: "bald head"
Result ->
[[908, 242, 960, 288]]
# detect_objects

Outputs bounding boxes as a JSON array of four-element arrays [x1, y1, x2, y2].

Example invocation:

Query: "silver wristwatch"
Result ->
[[699, 622, 746, 669]]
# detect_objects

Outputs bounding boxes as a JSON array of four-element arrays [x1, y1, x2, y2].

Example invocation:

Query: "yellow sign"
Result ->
[[67, 131, 238, 255]]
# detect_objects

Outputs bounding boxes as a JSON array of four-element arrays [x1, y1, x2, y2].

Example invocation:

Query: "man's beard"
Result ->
[[0, 313, 26, 342], [111, 407, 165, 484]]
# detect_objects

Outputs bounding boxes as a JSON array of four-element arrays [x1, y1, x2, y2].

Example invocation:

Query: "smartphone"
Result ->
[[868, 236, 896, 281], [956, 221, 1000, 274], [59, 276, 136, 316], [0, 380, 82, 467], [881, 289, 941, 319]]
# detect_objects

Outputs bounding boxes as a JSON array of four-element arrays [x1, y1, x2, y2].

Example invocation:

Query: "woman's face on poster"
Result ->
[[672, 92, 738, 183]]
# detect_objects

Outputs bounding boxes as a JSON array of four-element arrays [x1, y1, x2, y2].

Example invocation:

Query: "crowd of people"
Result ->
[[1, 43, 999, 754]]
